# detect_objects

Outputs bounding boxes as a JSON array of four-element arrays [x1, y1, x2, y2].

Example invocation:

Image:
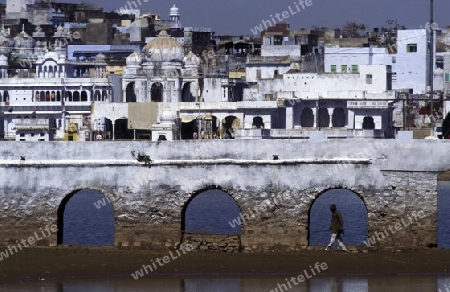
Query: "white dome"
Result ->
[[170, 4, 180, 16], [43, 51, 59, 61], [142, 30, 183, 62], [183, 51, 201, 66], [126, 52, 141, 66], [160, 108, 176, 122]]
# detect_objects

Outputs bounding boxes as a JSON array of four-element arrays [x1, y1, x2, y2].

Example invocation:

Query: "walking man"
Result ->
[[325, 204, 348, 252]]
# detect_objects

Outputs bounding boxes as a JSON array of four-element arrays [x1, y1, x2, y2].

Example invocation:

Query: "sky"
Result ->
[[22, 0, 450, 35]]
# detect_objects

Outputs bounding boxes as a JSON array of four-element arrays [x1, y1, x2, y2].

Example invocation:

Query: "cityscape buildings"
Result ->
[[0, 1, 449, 141]]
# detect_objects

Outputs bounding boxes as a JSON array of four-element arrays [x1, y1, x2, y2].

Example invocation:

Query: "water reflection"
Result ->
[[184, 278, 240, 291], [0, 275, 446, 292], [310, 277, 368, 292]]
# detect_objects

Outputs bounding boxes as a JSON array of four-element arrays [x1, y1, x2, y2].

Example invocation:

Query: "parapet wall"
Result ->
[[0, 139, 448, 251]]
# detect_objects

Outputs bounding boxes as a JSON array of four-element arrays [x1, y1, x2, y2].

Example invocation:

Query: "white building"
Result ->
[[325, 29, 431, 94], [0, 26, 112, 141]]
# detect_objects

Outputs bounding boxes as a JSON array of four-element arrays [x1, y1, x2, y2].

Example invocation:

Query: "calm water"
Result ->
[[308, 190, 368, 246], [184, 190, 241, 234], [438, 181, 450, 248], [1, 275, 449, 291], [63, 190, 115, 246]]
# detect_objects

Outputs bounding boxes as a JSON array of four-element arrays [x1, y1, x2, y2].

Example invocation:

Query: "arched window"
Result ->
[[301, 107, 314, 127], [362, 116, 375, 130], [252, 116, 264, 129], [81, 91, 88, 102], [151, 83, 163, 102], [126, 82, 136, 102], [73, 91, 80, 102], [332, 107, 346, 128], [181, 82, 195, 102]]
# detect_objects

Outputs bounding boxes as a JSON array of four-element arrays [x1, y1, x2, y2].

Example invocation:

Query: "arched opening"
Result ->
[[151, 83, 163, 102], [65, 91, 72, 102], [51, 91, 56, 101], [301, 107, 314, 127], [94, 90, 101, 101], [308, 189, 368, 247], [57, 189, 115, 246], [223, 115, 239, 139], [332, 107, 346, 127], [181, 82, 195, 102], [81, 90, 88, 102], [252, 116, 264, 129], [102, 90, 108, 101], [181, 119, 198, 140], [181, 188, 241, 252], [73, 91, 80, 102], [126, 82, 136, 102], [362, 116, 375, 130], [318, 108, 330, 128], [56, 91, 61, 101], [114, 118, 133, 140], [45, 91, 50, 101], [438, 171, 450, 248]]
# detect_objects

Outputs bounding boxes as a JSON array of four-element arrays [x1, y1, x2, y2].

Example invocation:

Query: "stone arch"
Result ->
[[181, 82, 195, 102], [438, 171, 450, 248], [114, 118, 133, 140], [362, 116, 375, 130], [151, 82, 163, 102], [126, 82, 136, 102], [307, 188, 368, 247], [332, 107, 346, 127], [301, 107, 314, 127], [57, 188, 116, 246], [180, 186, 241, 252]]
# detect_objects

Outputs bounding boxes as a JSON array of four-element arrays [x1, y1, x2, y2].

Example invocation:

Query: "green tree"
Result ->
[[341, 22, 368, 38]]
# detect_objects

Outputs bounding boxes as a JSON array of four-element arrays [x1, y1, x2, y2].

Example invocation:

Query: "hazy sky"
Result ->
[[27, 0, 450, 35]]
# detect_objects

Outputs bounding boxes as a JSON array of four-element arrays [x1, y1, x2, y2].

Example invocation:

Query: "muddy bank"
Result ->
[[0, 246, 449, 284]]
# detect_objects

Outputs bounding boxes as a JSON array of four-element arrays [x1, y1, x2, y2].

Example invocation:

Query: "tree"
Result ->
[[341, 22, 368, 38], [379, 20, 407, 46]]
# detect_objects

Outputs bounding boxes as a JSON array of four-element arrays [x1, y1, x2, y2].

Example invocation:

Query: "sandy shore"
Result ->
[[0, 246, 449, 284]]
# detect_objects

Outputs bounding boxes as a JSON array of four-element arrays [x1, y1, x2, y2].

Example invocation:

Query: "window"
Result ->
[[341, 65, 347, 72], [407, 44, 417, 53], [445, 73, 450, 83], [392, 56, 396, 63], [331, 65, 337, 73], [366, 74, 373, 84], [256, 69, 261, 79], [392, 72, 397, 82], [351, 65, 358, 73]]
